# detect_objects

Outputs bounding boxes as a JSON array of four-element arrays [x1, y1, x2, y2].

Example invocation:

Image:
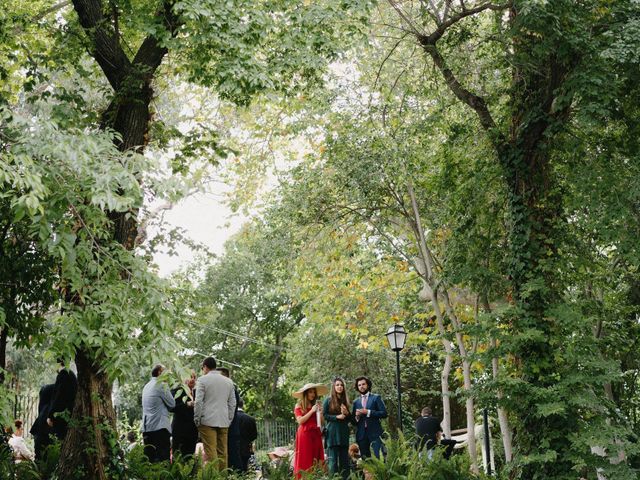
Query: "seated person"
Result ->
[[9, 420, 35, 463]]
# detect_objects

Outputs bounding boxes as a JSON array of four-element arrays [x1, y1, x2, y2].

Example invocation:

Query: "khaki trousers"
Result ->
[[198, 425, 229, 470]]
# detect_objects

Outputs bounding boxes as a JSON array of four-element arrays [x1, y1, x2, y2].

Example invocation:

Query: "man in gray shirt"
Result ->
[[194, 356, 236, 470], [141, 364, 175, 462]]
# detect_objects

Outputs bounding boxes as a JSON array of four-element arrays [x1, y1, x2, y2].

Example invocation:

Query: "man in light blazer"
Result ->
[[352, 376, 387, 459], [194, 356, 236, 470], [141, 364, 176, 462]]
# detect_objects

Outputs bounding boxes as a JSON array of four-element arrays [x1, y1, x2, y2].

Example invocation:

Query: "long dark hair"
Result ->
[[328, 377, 350, 414]]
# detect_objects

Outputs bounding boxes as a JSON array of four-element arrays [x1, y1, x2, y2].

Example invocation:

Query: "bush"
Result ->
[[0, 442, 40, 480], [361, 435, 488, 480]]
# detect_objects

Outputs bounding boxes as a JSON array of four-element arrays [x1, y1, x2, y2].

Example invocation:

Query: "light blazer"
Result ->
[[194, 370, 236, 428], [141, 377, 176, 433], [351, 393, 387, 442]]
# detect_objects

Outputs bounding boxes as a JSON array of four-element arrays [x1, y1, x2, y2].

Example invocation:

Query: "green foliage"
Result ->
[[362, 435, 486, 480], [178, 220, 305, 419], [173, 0, 372, 104], [1, 105, 181, 381]]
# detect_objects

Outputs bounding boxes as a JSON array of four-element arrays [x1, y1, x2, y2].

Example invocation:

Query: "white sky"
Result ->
[[152, 191, 248, 277]]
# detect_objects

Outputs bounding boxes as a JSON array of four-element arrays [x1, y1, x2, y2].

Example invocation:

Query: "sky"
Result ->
[[152, 191, 248, 277]]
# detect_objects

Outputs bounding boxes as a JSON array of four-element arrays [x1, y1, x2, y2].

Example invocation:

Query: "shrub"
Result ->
[[361, 435, 488, 480]]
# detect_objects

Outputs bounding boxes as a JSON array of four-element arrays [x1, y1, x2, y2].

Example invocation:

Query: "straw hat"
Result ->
[[291, 382, 329, 398], [267, 446, 291, 459]]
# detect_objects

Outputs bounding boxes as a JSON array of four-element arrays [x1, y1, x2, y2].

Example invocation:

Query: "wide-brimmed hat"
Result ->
[[292, 382, 329, 398], [267, 446, 291, 459]]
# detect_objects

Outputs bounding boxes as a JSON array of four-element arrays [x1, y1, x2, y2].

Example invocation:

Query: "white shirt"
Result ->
[[9, 434, 34, 462]]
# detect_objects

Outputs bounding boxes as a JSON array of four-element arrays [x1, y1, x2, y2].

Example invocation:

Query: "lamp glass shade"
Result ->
[[386, 324, 407, 352]]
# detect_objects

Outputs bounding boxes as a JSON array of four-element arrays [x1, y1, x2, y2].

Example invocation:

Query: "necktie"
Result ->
[[362, 395, 368, 427]]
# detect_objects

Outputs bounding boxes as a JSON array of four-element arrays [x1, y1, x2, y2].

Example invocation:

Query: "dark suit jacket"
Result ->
[[47, 368, 78, 436], [30, 383, 55, 437], [236, 410, 258, 457], [351, 393, 387, 442], [170, 386, 197, 440], [415, 415, 442, 450], [228, 386, 240, 438]]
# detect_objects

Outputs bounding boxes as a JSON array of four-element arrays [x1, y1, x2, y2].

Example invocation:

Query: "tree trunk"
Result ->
[[408, 183, 477, 472], [56, 1, 177, 475], [461, 359, 478, 472], [440, 346, 453, 437], [0, 326, 7, 385], [481, 294, 513, 463], [491, 338, 513, 463], [57, 349, 118, 480]]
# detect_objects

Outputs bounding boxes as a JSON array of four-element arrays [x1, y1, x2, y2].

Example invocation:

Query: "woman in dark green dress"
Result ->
[[323, 377, 354, 480]]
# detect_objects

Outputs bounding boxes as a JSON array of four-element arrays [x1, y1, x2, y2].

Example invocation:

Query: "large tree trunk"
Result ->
[[57, 349, 118, 480], [56, 1, 178, 477]]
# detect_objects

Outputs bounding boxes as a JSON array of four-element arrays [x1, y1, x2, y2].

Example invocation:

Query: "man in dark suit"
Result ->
[[415, 407, 442, 456], [415, 407, 457, 460], [46, 359, 78, 440], [351, 376, 387, 459], [217, 367, 242, 471], [30, 383, 55, 461], [236, 398, 258, 472]]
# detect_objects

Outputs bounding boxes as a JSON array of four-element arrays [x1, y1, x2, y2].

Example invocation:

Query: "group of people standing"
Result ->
[[140, 356, 257, 472], [292, 376, 388, 480], [292, 376, 455, 480]]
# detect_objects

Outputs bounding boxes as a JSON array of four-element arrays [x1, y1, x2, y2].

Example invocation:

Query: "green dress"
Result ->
[[323, 398, 353, 480], [322, 398, 352, 447]]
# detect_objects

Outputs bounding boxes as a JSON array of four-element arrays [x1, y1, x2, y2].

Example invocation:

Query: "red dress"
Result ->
[[293, 404, 325, 478]]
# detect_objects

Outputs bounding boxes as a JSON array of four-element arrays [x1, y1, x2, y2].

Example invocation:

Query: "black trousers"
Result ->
[[33, 433, 52, 462], [440, 438, 457, 459], [240, 454, 251, 472], [172, 432, 198, 458], [228, 434, 243, 471], [143, 429, 171, 463]]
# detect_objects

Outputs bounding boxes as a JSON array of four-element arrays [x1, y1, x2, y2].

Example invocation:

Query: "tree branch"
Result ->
[[427, 2, 511, 45], [71, 0, 131, 90], [420, 40, 498, 135]]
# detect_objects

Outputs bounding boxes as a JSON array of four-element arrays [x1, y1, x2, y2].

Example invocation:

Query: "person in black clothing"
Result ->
[[46, 360, 78, 440], [217, 367, 242, 471], [30, 383, 55, 461], [415, 406, 442, 455], [171, 373, 198, 458], [236, 398, 258, 472], [415, 407, 457, 460]]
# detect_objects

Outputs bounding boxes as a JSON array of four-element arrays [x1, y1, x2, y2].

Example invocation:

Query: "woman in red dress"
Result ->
[[292, 382, 328, 478]]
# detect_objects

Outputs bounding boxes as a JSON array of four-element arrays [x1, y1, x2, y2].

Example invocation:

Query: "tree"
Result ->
[[375, 1, 640, 476], [4, 0, 372, 476], [184, 221, 306, 419]]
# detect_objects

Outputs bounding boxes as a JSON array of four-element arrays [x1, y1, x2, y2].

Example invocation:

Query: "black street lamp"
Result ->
[[386, 323, 408, 432]]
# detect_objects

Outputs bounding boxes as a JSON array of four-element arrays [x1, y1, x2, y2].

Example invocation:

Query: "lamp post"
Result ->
[[386, 324, 407, 432]]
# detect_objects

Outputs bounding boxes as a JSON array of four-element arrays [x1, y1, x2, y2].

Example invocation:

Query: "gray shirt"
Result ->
[[194, 370, 236, 428], [141, 377, 176, 433]]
